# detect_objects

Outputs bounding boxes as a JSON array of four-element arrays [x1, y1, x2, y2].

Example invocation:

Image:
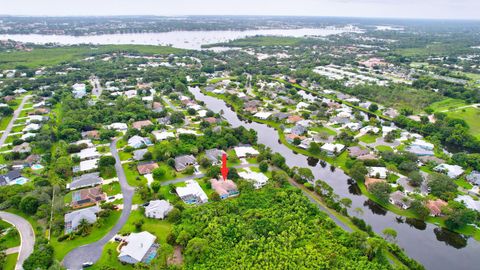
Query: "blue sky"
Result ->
[[1, 0, 479, 20]]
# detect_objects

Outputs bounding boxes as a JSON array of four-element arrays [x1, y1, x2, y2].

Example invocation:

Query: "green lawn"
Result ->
[[0, 116, 12, 131], [102, 182, 122, 196], [428, 98, 468, 112], [51, 210, 121, 260], [359, 134, 379, 144], [3, 253, 17, 270], [122, 163, 147, 187], [119, 151, 133, 161], [0, 221, 20, 249], [90, 242, 133, 270], [376, 145, 393, 152], [311, 126, 337, 136], [445, 107, 480, 139]]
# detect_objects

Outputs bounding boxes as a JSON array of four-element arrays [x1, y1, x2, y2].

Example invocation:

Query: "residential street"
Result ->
[[0, 211, 35, 270], [62, 138, 134, 270], [0, 95, 31, 147]]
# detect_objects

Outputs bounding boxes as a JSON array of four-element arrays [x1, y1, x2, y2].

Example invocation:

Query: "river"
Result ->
[[189, 86, 480, 270], [0, 27, 362, 50]]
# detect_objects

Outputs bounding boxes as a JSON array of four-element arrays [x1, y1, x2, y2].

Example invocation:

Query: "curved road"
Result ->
[[0, 211, 35, 270], [63, 138, 134, 270], [0, 95, 31, 147]]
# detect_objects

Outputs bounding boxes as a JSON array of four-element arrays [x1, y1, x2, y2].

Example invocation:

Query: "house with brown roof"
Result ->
[[210, 179, 239, 199], [203, 117, 217, 124], [426, 199, 448, 216], [71, 186, 106, 209], [132, 120, 153, 130], [81, 130, 100, 139], [137, 161, 159, 175], [287, 115, 304, 124]]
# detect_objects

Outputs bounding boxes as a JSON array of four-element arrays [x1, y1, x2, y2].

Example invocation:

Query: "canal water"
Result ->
[[189, 86, 480, 270]]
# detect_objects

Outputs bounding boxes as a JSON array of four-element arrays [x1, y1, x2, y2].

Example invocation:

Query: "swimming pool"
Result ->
[[31, 164, 44, 170], [9, 177, 29, 185]]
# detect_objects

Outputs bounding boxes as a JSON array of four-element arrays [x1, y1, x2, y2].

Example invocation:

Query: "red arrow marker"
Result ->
[[220, 153, 229, 181]]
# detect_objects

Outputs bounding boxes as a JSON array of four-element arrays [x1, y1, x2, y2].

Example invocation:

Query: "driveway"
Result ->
[[62, 138, 134, 270], [0, 211, 35, 270], [0, 95, 31, 147]]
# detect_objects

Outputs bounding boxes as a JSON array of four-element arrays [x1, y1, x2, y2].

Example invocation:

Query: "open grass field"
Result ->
[[396, 43, 469, 57], [445, 107, 480, 139], [51, 210, 121, 260], [0, 45, 184, 69], [359, 133, 379, 144], [427, 98, 468, 112]]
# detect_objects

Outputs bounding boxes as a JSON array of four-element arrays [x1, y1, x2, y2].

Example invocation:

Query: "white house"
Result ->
[[128, 135, 149, 149], [152, 130, 175, 141], [23, 123, 41, 132], [238, 169, 268, 189], [434, 164, 465, 179], [74, 147, 100, 160], [77, 159, 99, 172], [411, 139, 434, 151], [454, 195, 480, 212], [144, 200, 173, 219], [64, 205, 101, 234], [118, 231, 157, 264], [367, 167, 389, 179], [321, 143, 345, 156], [176, 180, 208, 205], [234, 146, 259, 158], [253, 112, 272, 120], [107, 122, 128, 131]]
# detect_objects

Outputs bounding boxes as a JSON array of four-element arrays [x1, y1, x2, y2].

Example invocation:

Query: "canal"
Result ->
[[189, 86, 480, 270]]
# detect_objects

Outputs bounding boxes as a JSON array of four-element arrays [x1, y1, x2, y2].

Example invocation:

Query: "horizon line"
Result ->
[[0, 14, 479, 22]]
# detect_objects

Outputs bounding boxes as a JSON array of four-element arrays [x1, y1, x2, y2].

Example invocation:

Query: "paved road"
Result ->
[[0, 211, 35, 270], [62, 138, 134, 270], [0, 95, 31, 147]]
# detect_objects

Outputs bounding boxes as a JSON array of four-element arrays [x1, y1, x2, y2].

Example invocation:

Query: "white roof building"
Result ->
[[144, 200, 173, 219], [234, 146, 259, 158], [434, 164, 465, 179], [23, 123, 41, 132], [64, 205, 101, 234], [176, 180, 208, 204], [21, 133, 37, 140], [296, 102, 309, 111], [411, 139, 434, 151], [124, 90, 137, 99], [253, 112, 272, 120], [367, 167, 389, 179], [238, 169, 268, 189], [152, 130, 175, 141], [77, 159, 99, 172], [107, 122, 128, 131], [74, 147, 100, 160], [118, 231, 157, 264], [74, 139, 94, 148], [128, 135, 147, 148], [321, 143, 345, 155], [455, 195, 480, 212]]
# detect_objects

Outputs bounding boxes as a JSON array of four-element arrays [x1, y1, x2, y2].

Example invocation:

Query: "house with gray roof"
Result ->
[[466, 171, 480, 186], [389, 191, 412, 210], [64, 205, 101, 234], [205, 149, 226, 165], [174, 155, 197, 171], [133, 149, 149, 161], [67, 172, 102, 190]]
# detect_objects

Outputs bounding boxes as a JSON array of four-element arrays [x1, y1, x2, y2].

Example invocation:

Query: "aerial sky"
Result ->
[[1, 0, 479, 20]]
